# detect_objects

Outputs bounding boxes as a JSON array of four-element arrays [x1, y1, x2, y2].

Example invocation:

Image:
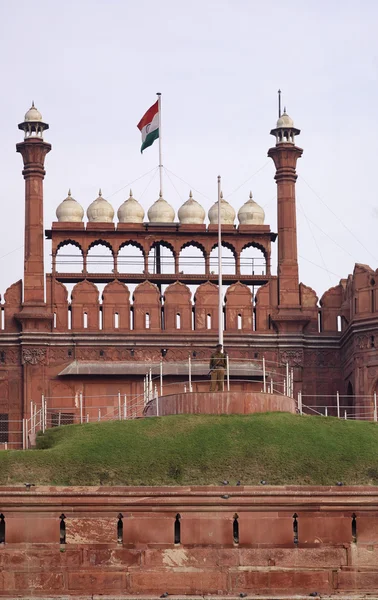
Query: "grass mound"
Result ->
[[1, 413, 378, 486]]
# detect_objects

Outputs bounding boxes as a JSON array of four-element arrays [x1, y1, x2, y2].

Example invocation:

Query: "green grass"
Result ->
[[2, 413, 378, 486]]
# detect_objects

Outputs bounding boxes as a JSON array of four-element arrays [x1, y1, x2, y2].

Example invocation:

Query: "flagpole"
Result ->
[[217, 175, 223, 348], [157, 92, 163, 195]]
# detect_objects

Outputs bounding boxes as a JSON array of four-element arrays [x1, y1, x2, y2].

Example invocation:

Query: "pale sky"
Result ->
[[0, 0, 377, 301]]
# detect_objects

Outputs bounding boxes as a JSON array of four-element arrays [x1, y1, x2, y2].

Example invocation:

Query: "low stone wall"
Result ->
[[144, 390, 296, 416], [0, 486, 378, 595]]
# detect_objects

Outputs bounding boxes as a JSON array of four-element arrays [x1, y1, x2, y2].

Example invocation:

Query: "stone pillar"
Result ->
[[16, 138, 51, 305], [268, 142, 302, 308]]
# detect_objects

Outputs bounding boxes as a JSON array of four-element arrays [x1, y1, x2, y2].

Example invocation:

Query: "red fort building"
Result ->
[[0, 102, 377, 446]]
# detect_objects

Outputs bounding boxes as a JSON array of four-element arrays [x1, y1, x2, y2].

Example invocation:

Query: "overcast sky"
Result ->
[[0, 0, 377, 300]]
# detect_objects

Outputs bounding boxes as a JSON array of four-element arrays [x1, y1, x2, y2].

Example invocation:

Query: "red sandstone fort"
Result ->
[[0, 103, 377, 597], [0, 101, 376, 444]]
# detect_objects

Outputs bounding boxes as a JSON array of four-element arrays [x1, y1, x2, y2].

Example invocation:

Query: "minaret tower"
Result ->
[[268, 94, 302, 315], [16, 103, 52, 330]]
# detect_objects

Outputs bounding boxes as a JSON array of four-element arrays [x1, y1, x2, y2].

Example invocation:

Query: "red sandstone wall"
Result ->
[[0, 486, 378, 596]]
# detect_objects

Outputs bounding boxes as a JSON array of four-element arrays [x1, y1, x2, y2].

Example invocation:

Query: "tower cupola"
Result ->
[[18, 102, 49, 140], [270, 107, 300, 145]]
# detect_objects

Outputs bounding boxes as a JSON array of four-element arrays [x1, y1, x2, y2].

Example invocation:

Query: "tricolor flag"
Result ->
[[137, 100, 159, 153]]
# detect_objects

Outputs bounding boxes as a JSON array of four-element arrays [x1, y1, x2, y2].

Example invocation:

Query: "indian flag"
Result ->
[[137, 100, 159, 153]]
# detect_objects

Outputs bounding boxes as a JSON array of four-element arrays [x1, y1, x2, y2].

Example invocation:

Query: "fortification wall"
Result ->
[[0, 486, 378, 596]]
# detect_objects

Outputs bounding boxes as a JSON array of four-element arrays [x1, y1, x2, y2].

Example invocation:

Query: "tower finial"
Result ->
[[220, 191, 223, 199], [99, 188, 102, 197], [249, 190, 253, 200], [283, 105, 287, 114], [32, 100, 35, 108], [278, 89, 282, 118], [129, 189, 133, 197], [68, 188, 71, 197], [189, 190, 193, 198]]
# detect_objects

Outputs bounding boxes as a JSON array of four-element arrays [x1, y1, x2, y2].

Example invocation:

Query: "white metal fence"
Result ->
[[0, 356, 376, 450]]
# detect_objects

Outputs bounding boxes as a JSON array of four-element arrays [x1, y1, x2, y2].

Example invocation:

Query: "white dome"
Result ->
[[276, 110, 294, 129], [178, 191, 205, 224], [148, 192, 175, 223], [238, 191, 265, 225], [117, 189, 144, 223], [87, 189, 114, 223], [208, 192, 236, 225], [24, 102, 43, 122], [56, 189, 84, 223]]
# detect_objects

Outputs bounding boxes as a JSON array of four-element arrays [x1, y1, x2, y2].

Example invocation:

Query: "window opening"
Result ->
[[237, 314, 242, 330], [1, 307, 4, 330], [174, 513, 181, 544], [318, 311, 322, 333], [233, 513, 239, 544], [337, 315, 342, 332], [145, 312, 150, 329], [352, 513, 357, 543], [206, 314, 211, 330], [293, 513, 298, 545], [117, 513, 123, 544], [176, 313, 181, 329], [83, 312, 88, 329], [114, 312, 119, 329], [0, 514, 5, 544], [59, 514, 66, 544], [68, 307, 72, 330]]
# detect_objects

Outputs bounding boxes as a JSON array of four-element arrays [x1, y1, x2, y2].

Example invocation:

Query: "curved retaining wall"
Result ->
[[144, 390, 296, 416]]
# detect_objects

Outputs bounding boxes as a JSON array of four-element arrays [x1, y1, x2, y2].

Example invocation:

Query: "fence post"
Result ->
[[336, 391, 340, 419], [160, 359, 163, 397], [22, 418, 25, 450], [226, 354, 230, 392], [41, 395, 45, 433], [286, 363, 289, 397], [98, 409, 101, 422], [118, 391, 121, 420], [298, 391, 303, 415], [188, 355, 192, 392], [270, 378, 273, 394], [30, 400, 33, 433], [325, 406, 328, 417], [44, 398, 47, 431], [344, 410, 347, 420], [284, 378, 286, 396], [374, 392, 377, 423], [149, 369, 153, 401], [263, 357, 266, 393], [124, 395, 127, 420], [58, 412, 61, 427], [156, 394, 160, 417], [291, 368, 294, 398], [79, 392, 83, 424]]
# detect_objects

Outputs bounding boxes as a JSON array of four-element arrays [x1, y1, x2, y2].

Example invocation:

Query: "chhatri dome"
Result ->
[[178, 191, 205, 225], [238, 191, 265, 225], [56, 189, 84, 223], [87, 189, 114, 223], [276, 109, 294, 129], [208, 192, 236, 225], [148, 192, 175, 223], [117, 190, 145, 223], [24, 101, 43, 122]]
